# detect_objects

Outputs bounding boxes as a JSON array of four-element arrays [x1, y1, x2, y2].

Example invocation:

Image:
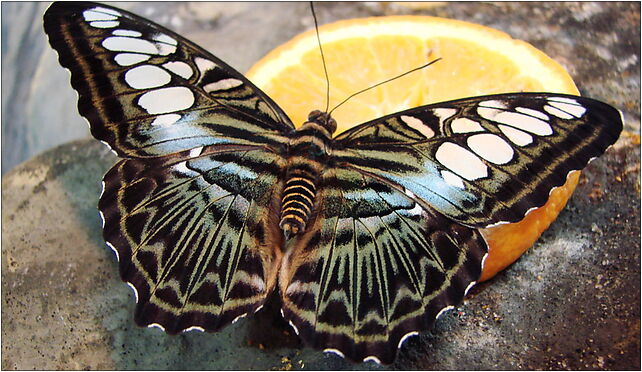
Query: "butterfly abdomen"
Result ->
[[280, 111, 336, 238], [280, 174, 317, 237]]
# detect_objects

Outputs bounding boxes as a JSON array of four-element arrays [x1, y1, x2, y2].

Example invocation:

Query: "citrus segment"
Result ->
[[246, 15, 581, 281]]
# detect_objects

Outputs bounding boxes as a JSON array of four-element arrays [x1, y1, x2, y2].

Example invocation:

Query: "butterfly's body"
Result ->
[[44, 1, 623, 364], [280, 110, 337, 237]]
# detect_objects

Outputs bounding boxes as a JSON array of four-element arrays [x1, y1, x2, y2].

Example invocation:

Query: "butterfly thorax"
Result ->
[[279, 110, 337, 239]]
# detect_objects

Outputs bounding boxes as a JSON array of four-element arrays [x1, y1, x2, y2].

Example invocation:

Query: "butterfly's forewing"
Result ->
[[44, 2, 294, 158], [333, 93, 622, 227], [44, 2, 292, 332], [280, 167, 487, 363], [100, 145, 286, 332]]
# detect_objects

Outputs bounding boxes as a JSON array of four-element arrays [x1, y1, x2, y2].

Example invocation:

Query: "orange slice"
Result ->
[[246, 16, 581, 281]]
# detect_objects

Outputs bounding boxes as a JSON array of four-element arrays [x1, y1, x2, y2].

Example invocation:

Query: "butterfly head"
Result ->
[[307, 110, 337, 135]]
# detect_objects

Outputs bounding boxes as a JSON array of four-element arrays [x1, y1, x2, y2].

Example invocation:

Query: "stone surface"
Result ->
[[2, 1, 640, 370]]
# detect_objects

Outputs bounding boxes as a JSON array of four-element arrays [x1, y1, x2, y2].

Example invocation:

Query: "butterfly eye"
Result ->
[[306, 110, 336, 134], [307, 109, 324, 121], [325, 117, 337, 134]]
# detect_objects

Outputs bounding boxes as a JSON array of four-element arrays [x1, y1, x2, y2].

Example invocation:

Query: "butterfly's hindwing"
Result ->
[[280, 166, 487, 363], [99, 145, 286, 332], [44, 2, 293, 158], [334, 93, 622, 227]]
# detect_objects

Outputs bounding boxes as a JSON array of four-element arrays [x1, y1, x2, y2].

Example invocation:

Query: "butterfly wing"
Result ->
[[280, 166, 487, 363], [44, 2, 291, 332], [100, 145, 286, 332], [44, 2, 293, 158], [333, 93, 622, 227]]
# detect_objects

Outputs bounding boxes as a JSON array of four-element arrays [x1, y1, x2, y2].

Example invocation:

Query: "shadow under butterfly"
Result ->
[[43, 1, 623, 364]]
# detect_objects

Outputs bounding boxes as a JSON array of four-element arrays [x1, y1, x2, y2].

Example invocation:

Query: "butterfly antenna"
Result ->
[[328, 58, 442, 117], [310, 2, 330, 113]]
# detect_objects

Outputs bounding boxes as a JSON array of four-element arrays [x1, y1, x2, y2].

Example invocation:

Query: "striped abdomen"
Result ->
[[280, 110, 336, 238], [280, 175, 317, 237]]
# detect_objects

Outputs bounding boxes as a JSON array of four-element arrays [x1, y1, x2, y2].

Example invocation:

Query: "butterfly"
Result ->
[[43, 1, 623, 364]]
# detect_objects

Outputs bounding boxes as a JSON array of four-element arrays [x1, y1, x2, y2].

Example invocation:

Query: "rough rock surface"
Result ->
[[2, 2, 640, 370]]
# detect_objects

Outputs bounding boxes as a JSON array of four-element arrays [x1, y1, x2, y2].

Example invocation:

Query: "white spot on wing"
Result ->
[[189, 146, 204, 158], [103, 36, 175, 55], [147, 323, 165, 331], [432, 108, 457, 127], [547, 96, 582, 105], [484, 220, 510, 229], [100, 180, 106, 198], [467, 133, 514, 164], [83, 9, 118, 21], [435, 142, 488, 180], [99, 210, 106, 228], [478, 107, 553, 136], [407, 203, 423, 216], [89, 21, 119, 28], [112, 29, 142, 37], [480, 252, 490, 270], [153, 33, 178, 45], [127, 282, 139, 303], [451, 117, 484, 133], [398, 331, 419, 349], [173, 161, 191, 175], [432, 108, 457, 120], [524, 205, 539, 217], [106, 241, 119, 261], [90, 6, 121, 16], [404, 188, 416, 199], [478, 99, 508, 109], [324, 348, 345, 358], [401, 115, 435, 138], [440, 170, 465, 189], [464, 281, 477, 296], [436, 305, 454, 319], [125, 65, 171, 89], [254, 304, 264, 313], [162, 61, 193, 79], [288, 320, 299, 335], [232, 313, 247, 324], [363, 356, 382, 364], [99, 140, 117, 155], [114, 53, 151, 66], [182, 326, 204, 333], [203, 78, 243, 93], [195, 57, 217, 74], [498, 124, 533, 146], [151, 113, 181, 127], [547, 98, 586, 118], [138, 87, 194, 114], [515, 106, 549, 120], [544, 104, 574, 119], [103, 36, 158, 54], [156, 43, 177, 56]]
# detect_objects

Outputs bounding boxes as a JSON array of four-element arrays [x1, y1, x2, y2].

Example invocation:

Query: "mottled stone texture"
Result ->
[[2, 1, 640, 370]]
